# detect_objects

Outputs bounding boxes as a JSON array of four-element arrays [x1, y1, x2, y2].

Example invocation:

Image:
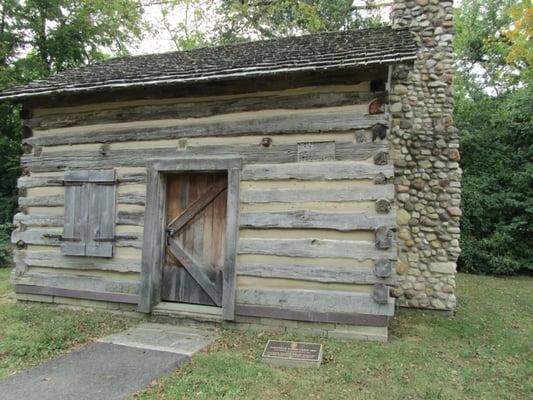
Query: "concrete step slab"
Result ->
[[98, 322, 219, 356]]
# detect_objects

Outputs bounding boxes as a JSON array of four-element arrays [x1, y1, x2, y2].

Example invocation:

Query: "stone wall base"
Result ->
[[15, 292, 143, 317], [226, 315, 388, 342]]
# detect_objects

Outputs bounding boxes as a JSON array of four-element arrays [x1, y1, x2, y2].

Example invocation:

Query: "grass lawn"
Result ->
[[0, 267, 530, 399], [0, 267, 135, 378], [136, 273, 532, 400], [0, 267, 13, 300]]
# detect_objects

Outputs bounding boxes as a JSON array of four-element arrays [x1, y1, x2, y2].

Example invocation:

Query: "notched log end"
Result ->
[[374, 151, 389, 165], [373, 172, 387, 185], [369, 97, 385, 115], [21, 125, 33, 139], [372, 123, 388, 142], [375, 198, 391, 214], [375, 226, 394, 249], [374, 258, 393, 278], [372, 283, 390, 304]]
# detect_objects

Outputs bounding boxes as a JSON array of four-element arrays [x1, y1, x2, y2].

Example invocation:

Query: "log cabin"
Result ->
[[0, 0, 460, 341]]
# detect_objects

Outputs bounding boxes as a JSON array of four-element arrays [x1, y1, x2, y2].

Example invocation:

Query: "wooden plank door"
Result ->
[[161, 173, 227, 306]]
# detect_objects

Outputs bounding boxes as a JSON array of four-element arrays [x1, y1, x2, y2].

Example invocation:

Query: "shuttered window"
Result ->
[[61, 169, 116, 258]]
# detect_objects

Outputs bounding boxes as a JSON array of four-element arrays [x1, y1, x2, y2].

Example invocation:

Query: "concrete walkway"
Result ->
[[0, 323, 218, 400]]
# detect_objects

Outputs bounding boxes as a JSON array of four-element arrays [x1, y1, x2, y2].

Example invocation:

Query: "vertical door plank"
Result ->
[[61, 183, 88, 256], [86, 170, 116, 257]]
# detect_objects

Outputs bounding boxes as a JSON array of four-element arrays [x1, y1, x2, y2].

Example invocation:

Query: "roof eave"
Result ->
[[0, 56, 416, 103]]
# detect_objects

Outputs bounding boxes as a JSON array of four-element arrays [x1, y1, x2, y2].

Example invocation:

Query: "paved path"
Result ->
[[0, 323, 218, 400]]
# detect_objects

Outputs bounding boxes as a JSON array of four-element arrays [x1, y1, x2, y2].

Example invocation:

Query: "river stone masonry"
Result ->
[[389, 0, 460, 310]]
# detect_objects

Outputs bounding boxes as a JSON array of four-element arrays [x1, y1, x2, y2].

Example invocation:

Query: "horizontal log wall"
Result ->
[[14, 75, 397, 324]]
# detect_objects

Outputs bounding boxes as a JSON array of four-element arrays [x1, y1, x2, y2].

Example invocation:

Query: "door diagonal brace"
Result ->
[[167, 179, 227, 233], [167, 239, 222, 306]]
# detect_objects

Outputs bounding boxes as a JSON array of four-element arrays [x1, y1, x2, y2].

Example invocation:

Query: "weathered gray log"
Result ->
[[116, 172, 147, 184], [15, 284, 139, 304], [14, 213, 62, 227], [235, 304, 389, 326], [237, 263, 392, 284], [18, 250, 141, 273], [23, 142, 387, 172], [17, 172, 146, 189], [27, 91, 383, 130], [372, 284, 390, 305], [17, 175, 63, 189], [238, 237, 396, 260], [13, 212, 143, 227], [18, 191, 146, 207], [236, 288, 395, 316], [30, 110, 388, 147], [374, 258, 393, 278], [148, 155, 242, 172], [240, 184, 394, 203], [241, 161, 394, 181], [239, 210, 396, 231], [19, 194, 63, 207], [117, 211, 144, 226], [375, 226, 394, 249], [116, 191, 146, 205], [11, 228, 142, 248], [14, 272, 140, 295]]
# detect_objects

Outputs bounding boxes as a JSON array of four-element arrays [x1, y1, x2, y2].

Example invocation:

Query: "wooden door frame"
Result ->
[[138, 156, 241, 320]]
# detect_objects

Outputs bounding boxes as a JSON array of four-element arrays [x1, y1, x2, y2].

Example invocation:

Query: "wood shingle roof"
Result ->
[[0, 26, 416, 101]]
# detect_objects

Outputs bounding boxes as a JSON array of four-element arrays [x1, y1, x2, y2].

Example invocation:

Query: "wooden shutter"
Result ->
[[86, 170, 116, 258], [61, 169, 116, 258], [61, 170, 89, 256]]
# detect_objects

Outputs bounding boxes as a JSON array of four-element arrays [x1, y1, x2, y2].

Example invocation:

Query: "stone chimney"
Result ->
[[389, 0, 460, 310]]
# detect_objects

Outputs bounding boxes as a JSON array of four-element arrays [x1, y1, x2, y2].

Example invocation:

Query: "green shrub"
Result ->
[[0, 104, 22, 225], [0, 223, 12, 267], [457, 86, 533, 274]]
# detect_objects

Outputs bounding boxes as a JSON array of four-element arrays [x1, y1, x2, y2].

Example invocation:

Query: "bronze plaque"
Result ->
[[262, 340, 323, 368]]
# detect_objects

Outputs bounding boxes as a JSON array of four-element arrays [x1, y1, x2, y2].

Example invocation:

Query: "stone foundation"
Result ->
[[390, 0, 460, 310], [227, 316, 388, 342]]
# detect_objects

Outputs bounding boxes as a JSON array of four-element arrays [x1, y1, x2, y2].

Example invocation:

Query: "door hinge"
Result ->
[[166, 228, 177, 245]]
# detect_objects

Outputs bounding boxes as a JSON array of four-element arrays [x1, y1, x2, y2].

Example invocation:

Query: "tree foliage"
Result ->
[[0, 0, 147, 264], [153, 0, 382, 49], [215, 0, 382, 44], [505, 0, 533, 81], [455, 0, 533, 274], [457, 87, 533, 274], [158, 0, 215, 51]]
